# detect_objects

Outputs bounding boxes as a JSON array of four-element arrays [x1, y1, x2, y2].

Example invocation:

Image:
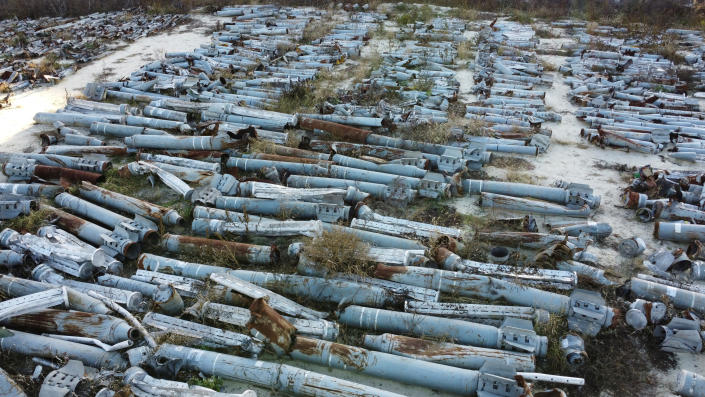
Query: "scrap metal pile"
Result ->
[[343, 15, 465, 127], [559, 26, 705, 161], [616, 165, 705, 389], [467, 20, 555, 155], [2, 5, 704, 397], [0, 10, 187, 95]]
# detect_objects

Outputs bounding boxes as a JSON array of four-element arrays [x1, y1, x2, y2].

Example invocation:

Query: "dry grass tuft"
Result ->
[[248, 139, 277, 154], [352, 51, 383, 84], [0, 82, 10, 93], [403, 122, 453, 145], [456, 40, 474, 60], [490, 155, 536, 170], [301, 20, 334, 44], [302, 228, 370, 275], [505, 170, 537, 184], [38, 52, 61, 76], [540, 59, 557, 72], [535, 315, 569, 374], [464, 118, 488, 136]]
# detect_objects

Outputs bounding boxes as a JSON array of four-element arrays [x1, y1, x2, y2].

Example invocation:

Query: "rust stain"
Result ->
[[300, 118, 371, 143], [166, 234, 277, 264], [33, 165, 103, 184], [292, 336, 322, 356], [373, 263, 409, 280], [4, 309, 136, 340], [247, 298, 296, 352], [328, 341, 367, 370], [251, 153, 332, 165], [44, 206, 87, 232]]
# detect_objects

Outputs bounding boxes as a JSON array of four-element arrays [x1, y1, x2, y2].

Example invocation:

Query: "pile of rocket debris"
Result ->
[[341, 15, 464, 127], [557, 24, 705, 161], [0, 4, 704, 397], [467, 20, 554, 155], [0, 10, 187, 96]]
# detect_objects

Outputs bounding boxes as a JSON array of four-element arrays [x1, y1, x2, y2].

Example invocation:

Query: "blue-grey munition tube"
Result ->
[[289, 336, 479, 395], [154, 344, 406, 397], [0, 330, 127, 369]]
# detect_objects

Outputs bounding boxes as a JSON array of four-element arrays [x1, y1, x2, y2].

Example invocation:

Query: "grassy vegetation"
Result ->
[[403, 122, 454, 145], [100, 167, 151, 198], [300, 20, 334, 44], [489, 155, 536, 170], [302, 228, 371, 275], [188, 375, 224, 391], [394, 3, 436, 26], [504, 170, 540, 184], [3, 208, 51, 234], [456, 40, 474, 60]]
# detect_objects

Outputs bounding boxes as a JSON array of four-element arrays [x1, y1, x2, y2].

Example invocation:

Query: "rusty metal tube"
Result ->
[[42, 205, 141, 260], [299, 118, 372, 143], [363, 333, 536, 371], [480, 192, 592, 217], [2, 309, 138, 344], [161, 233, 277, 265], [289, 336, 479, 395], [79, 182, 184, 226]]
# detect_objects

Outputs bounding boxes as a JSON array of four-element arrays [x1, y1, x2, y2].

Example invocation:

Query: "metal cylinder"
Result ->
[[375, 264, 570, 315], [654, 222, 705, 242], [675, 369, 705, 397], [0, 330, 127, 369], [154, 344, 406, 397], [0, 275, 110, 314], [631, 277, 705, 312], [2, 309, 138, 344], [161, 234, 277, 265], [79, 182, 183, 226], [55, 193, 158, 245], [289, 336, 479, 395], [363, 333, 535, 371]]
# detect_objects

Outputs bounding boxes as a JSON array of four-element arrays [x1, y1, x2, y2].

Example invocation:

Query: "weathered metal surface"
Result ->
[[38, 360, 86, 397], [153, 344, 408, 397], [337, 305, 548, 356], [123, 366, 257, 397], [79, 181, 184, 226], [300, 118, 372, 143], [198, 301, 339, 341], [161, 233, 277, 265], [3, 308, 137, 344], [210, 272, 325, 319], [142, 312, 262, 355], [403, 301, 550, 325], [290, 336, 480, 395], [363, 333, 535, 371], [0, 288, 68, 322], [675, 370, 705, 397], [0, 330, 127, 369], [0, 366, 26, 397], [0, 275, 109, 314]]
